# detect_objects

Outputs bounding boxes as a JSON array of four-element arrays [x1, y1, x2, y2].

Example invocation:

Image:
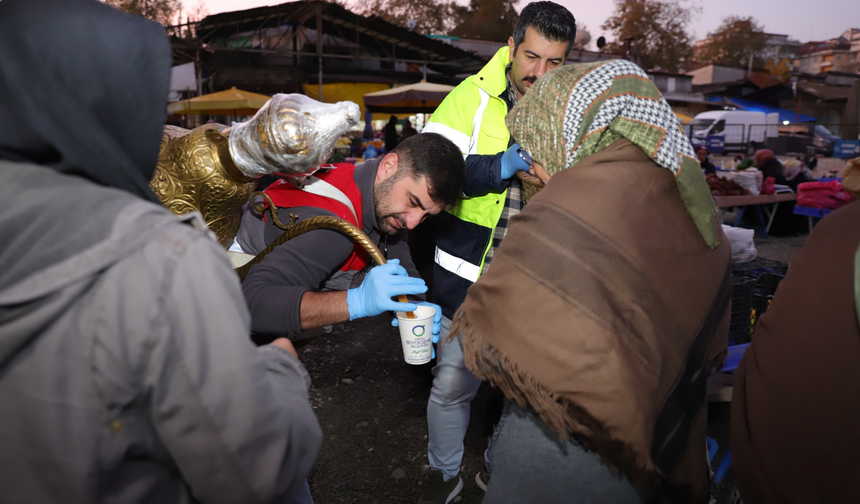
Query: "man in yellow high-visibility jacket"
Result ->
[[418, 3, 577, 502]]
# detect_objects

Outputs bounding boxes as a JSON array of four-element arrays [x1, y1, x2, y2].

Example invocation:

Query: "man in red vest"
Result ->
[[235, 132, 465, 343]]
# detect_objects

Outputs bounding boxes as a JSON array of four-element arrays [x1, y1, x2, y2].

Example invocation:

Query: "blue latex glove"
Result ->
[[347, 259, 426, 321], [391, 301, 443, 359], [500, 143, 531, 180]]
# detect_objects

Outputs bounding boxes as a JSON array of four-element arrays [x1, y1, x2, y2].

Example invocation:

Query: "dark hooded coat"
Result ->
[[0, 1, 321, 502]]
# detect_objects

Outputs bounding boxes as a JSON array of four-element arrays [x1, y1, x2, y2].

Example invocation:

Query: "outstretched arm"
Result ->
[[242, 224, 356, 334], [143, 235, 322, 503], [299, 290, 349, 330]]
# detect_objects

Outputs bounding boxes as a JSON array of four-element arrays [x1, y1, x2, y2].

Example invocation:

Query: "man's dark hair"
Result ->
[[512, 1, 577, 57], [391, 132, 465, 210]]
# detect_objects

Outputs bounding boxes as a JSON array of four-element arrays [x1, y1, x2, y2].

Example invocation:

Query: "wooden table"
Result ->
[[714, 193, 797, 237]]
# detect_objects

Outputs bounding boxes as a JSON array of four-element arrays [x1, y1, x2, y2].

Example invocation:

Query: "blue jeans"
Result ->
[[427, 316, 482, 481], [484, 400, 649, 504]]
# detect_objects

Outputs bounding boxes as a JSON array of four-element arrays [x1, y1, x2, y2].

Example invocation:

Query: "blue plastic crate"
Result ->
[[731, 257, 788, 278], [793, 205, 833, 219], [721, 343, 750, 373]]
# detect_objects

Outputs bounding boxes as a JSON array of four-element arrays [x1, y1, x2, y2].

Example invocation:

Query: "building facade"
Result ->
[[793, 30, 860, 75]]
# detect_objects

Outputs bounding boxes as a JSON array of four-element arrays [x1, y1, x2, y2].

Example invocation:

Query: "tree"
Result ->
[[600, 0, 697, 72], [449, 0, 519, 42], [694, 16, 769, 68], [765, 58, 792, 84], [573, 22, 592, 50], [104, 0, 180, 27], [354, 0, 467, 35], [185, 0, 208, 23]]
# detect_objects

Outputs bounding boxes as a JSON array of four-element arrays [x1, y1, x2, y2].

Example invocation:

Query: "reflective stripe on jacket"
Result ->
[[263, 164, 370, 272], [423, 46, 512, 318]]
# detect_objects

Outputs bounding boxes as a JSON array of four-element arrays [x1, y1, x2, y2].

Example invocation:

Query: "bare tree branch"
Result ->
[[104, 0, 180, 27]]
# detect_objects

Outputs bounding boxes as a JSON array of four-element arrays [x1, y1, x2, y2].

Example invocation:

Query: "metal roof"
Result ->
[[728, 98, 817, 122], [797, 82, 853, 101], [195, 1, 487, 75]]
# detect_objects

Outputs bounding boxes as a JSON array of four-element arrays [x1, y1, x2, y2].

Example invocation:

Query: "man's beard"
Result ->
[[374, 175, 407, 236]]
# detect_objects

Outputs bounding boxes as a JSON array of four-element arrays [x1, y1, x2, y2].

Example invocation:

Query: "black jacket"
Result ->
[[701, 158, 716, 176], [759, 158, 788, 186]]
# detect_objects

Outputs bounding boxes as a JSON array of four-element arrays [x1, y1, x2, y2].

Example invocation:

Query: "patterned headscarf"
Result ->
[[506, 59, 720, 248], [782, 159, 804, 181]]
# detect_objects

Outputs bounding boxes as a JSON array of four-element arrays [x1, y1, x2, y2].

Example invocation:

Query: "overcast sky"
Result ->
[[188, 0, 859, 47]]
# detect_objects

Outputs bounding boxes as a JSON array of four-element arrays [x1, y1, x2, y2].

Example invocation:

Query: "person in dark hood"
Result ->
[[0, 1, 322, 503]]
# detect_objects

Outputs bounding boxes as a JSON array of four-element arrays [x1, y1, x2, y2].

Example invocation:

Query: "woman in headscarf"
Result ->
[[755, 150, 806, 235], [755, 149, 788, 186], [447, 60, 731, 503], [731, 200, 860, 504], [0, 0, 321, 502], [781, 159, 811, 192]]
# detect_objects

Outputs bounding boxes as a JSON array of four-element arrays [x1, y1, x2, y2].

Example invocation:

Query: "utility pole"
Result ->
[[316, 3, 323, 102]]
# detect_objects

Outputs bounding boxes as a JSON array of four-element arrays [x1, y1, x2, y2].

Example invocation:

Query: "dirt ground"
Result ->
[[753, 234, 808, 265], [296, 234, 809, 504], [297, 315, 490, 504]]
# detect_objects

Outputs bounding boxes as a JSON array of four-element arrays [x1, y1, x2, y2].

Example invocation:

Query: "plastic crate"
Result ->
[[729, 276, 756, 344], [752, 272, 785, 318], [731, 257, 788, 278], [732, 257, 788, 321]]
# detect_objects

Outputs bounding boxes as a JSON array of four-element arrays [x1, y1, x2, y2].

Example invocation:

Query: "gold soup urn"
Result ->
[[151, 94, 361, 248]]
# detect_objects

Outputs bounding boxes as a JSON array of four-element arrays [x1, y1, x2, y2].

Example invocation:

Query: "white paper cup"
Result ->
[[396, 305, 435, 365]]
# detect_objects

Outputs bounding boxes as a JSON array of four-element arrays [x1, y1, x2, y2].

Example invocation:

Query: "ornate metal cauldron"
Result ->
[[150, 94, 360, 248]]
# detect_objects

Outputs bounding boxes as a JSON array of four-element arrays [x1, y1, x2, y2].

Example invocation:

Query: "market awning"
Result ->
[[302, 82, 400, 121], [674, 112, 694, 125], [167, 86, 271, 116], [729, 98, 817, 123], [363, 81, 454, 114]]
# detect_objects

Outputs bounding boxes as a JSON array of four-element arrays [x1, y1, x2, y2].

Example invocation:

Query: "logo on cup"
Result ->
[[412, 325, 425, 337]]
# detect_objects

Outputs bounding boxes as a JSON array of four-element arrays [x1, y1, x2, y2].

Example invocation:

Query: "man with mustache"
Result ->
[[417, 2, 577, 502], [237, 133, 464, 343]]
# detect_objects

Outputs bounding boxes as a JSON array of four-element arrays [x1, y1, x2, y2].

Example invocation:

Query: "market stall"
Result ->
[[167, 87, 271, 116], [362, 81, 454, 115], [715, 193, 797, 237]]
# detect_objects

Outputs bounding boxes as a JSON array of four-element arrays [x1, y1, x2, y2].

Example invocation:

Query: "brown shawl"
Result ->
[[449, 139, 731, 502], [731, 200, 860, 503]]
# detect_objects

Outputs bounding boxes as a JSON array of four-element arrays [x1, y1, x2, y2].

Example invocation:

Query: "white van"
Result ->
[[690, 111, 779, 151]]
